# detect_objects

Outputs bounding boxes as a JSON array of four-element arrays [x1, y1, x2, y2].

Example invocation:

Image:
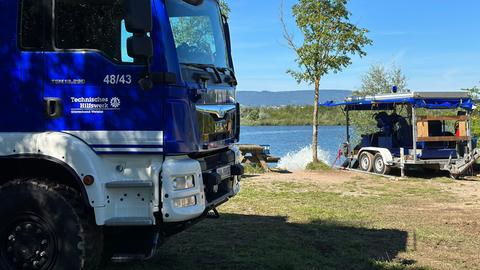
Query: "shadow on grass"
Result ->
[[386, 167, 451, 180], [391, 165, 479, 181], [109, 214, 424, 270]]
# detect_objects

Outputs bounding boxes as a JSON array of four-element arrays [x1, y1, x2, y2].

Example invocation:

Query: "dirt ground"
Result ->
[[110, 170, 480, 270], [247, 170, 480, 270]]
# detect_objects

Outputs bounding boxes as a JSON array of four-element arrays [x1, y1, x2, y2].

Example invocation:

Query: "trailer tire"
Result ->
[[373, 153, 391, 175], [359, 152, 374, 172], [0, 179, 103, 270]]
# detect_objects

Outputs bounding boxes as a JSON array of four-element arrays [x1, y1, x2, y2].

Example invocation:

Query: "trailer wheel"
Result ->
[[0, 179, 102, 270], [373, 153, 391, 175], [359, 152, 374, 172]]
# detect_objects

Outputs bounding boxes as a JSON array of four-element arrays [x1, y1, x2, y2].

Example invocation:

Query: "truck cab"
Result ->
[[0, 0, 243, 269]]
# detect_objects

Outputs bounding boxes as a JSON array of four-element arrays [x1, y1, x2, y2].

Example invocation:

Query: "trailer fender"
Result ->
[[358, 147, 394, 165]]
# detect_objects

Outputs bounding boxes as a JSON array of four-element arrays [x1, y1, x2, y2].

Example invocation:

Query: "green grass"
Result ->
[[107, 173, 479, 270], [306, 161, 332, 171], [242, 163, 267, 174]]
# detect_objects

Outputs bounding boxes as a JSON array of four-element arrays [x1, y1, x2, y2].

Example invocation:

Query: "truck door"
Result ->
[[43, 0, 166, 152], [0, 0, 46, 132]]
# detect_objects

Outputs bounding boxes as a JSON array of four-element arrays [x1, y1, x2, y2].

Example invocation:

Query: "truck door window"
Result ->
[[121, 20, 134, 63], [19, 0, 45, 49], [54, 0, 125, 62]]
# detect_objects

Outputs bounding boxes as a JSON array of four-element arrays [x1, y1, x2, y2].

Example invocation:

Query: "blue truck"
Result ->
[[0, 0, 243, 269]]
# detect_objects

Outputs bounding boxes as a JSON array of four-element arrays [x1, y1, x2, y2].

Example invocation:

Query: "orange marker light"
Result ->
[[83, 175, 95, 186]]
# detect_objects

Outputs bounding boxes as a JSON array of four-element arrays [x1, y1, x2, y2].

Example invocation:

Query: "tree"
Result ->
[[354, 64, 407, 96], [219, 0, 230, 18], [462, 84, 480, 136], [352, 64, 408, 137], [281, 0, 372, 162], [462, 85, 479, 99]]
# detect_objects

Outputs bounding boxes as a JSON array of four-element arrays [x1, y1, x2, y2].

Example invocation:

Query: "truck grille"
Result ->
[[196, 104, 239, 148]]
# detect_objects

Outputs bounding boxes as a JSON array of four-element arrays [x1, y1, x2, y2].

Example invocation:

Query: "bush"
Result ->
[[243, 164, 267, 174], [306, 161, 331, 171], [241, 105, 345, 126]]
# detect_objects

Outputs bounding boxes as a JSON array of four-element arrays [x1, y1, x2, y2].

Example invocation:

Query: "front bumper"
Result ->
[[161, 149, 242, 223]]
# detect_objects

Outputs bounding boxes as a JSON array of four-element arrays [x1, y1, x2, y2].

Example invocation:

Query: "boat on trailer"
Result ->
[[322, 91, 479, 178]]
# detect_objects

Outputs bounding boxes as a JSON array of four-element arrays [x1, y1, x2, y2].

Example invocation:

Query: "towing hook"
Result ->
[[206, 208, 220, 219]]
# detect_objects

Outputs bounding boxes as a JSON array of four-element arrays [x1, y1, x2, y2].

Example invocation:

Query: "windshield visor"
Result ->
[[166, 0, 229, 68]]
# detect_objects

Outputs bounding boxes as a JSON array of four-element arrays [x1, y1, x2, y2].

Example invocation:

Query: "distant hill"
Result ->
[[237, 90, 352, 106]]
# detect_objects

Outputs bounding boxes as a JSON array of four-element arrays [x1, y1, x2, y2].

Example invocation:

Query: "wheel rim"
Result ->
[[360, 155, 370, 170], [375, 158, 384, 173], [1, 214, 57, 270]]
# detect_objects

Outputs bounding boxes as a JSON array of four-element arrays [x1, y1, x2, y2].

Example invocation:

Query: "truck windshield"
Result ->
[[166, 0, 229, 68]]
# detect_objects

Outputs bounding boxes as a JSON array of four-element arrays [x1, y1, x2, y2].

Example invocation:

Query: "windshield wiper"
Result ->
[[181, 63, 223, 83]]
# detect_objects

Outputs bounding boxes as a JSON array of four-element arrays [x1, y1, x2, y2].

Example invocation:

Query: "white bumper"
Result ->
[[161, 150, 241, 223]]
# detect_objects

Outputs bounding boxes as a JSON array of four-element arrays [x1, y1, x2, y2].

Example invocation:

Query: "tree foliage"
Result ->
[[282, 0, 372, 162], [219, 0, 230, 18], [241, 106, 345, 126], [351, 64, 408, 139], [462, 85, 480, 99], [282, 0, 372, 84], [171, 17, 213, 49], [354, 64, 407, 96], [463, 83, 480, 137]]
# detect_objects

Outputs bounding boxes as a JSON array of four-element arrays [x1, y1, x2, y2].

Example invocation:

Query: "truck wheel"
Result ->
[[0, 179, 102, 270], [359, 152, 374, 172], [373, 153, 391, 175]]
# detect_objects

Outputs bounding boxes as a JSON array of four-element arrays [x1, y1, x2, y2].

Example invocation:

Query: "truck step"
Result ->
[[104, 217, 153, 226], [105, 180, 153, 188]]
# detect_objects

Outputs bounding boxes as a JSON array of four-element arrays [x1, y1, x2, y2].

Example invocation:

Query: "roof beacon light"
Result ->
[[392, 86, 398, 93]]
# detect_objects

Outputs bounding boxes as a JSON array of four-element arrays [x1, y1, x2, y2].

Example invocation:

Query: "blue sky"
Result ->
[[228, 0, 480, 92]]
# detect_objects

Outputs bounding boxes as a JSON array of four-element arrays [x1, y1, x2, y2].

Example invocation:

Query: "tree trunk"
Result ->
[[312, 79, 320, 163]]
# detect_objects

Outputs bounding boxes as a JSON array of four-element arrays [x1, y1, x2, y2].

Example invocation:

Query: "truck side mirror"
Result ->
[[122, 0, 152, 33], [122, 0, 154, 90], [127, 36, 153, 59], [123, 0, 153, 60]]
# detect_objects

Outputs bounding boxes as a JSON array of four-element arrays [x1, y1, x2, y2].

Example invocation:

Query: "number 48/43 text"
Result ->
[[104, 74, 132, 85]]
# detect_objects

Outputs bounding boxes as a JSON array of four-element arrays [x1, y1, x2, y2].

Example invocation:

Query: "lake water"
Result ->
[[239, 126, 347, 171]]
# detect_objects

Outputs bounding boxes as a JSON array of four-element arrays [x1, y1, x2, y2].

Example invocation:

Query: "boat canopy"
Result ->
[[321, 91, 475, 111]]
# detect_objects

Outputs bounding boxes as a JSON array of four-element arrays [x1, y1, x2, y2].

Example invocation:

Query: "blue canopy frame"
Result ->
[[321, 97, 475, 111]]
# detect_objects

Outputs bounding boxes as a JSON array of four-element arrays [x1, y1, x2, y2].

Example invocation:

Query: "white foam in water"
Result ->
[[277, 145, 332, 171]]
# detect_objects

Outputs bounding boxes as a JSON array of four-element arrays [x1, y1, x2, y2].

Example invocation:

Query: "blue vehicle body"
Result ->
[[0, 1, 243, 267], [0, 0, 239, 154]]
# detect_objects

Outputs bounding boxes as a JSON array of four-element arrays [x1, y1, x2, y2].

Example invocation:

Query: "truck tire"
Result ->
[[359, 152, 374, 172], [0, 179, 102, 270], [373, 153, 391, 175]]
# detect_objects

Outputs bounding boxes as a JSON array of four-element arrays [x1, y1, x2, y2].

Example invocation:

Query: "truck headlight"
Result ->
[[173, 175, 195, 190], [173, 196, 197, 208]]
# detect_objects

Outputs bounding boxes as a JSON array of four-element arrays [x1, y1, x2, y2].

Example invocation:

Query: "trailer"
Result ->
[[323, 91, 479, 178]]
